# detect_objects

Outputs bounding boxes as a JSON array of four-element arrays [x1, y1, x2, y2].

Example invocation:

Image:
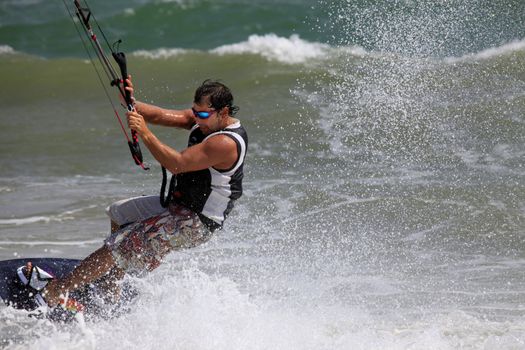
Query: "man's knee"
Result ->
[[110, 220, 121, 233]]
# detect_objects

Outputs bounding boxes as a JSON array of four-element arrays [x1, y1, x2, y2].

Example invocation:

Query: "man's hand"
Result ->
[[127, 110, 150, 138], [119, 74, 136, 107]]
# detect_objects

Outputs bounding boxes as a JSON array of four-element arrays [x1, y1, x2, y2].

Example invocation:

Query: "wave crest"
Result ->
[[446, 39, 525, 63], [0, 45, 15, 55], [212, 34, 330, 64], [132, 47, 189, 59], [131, 34, 330, 64]]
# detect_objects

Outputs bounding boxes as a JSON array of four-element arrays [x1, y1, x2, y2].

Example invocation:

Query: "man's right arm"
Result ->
[[123, 76, 194, 130], [134, 101, 194, 130]]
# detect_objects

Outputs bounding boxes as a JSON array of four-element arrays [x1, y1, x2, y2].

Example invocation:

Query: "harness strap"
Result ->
[[159, 166, 177, 208]]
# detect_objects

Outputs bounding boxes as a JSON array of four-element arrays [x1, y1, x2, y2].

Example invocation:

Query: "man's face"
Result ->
[[192, 100, 222, 135]]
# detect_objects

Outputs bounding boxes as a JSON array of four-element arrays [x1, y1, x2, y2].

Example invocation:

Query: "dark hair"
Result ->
[[194, 79, 239, 116]]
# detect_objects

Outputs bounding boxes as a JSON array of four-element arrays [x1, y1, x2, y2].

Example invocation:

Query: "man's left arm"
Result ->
[[127, 110, 237, 173]]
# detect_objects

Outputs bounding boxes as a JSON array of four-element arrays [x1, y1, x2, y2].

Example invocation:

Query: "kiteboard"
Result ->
[[0, 258, 136, 322]]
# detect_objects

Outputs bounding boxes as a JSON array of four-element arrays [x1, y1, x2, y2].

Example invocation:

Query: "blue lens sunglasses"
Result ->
[[192, 108, 217, 119]]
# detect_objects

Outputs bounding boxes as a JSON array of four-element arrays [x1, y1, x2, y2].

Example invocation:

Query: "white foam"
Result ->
[[211, 33, 331, 64], [0, 45, 15, 55], [5, 265, 525, 350], [0, 205, 97, 226], [0, 216, 50, 225], [158, 0, 188, 4], [0, 239, 101, 247], [123, 8, 135, 16], [445, 39, 525, 63], [132, 34, 331, 64], [132, 48, 189, 59]]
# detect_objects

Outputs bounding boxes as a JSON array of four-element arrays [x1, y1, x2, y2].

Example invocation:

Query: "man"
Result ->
[[40, 78, 248, 307]]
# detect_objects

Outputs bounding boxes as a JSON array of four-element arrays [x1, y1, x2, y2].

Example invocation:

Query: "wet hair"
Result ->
[[194, 79, 239, 116]]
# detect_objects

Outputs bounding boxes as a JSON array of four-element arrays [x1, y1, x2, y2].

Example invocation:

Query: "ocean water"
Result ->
[[1, 0, 524, 349]]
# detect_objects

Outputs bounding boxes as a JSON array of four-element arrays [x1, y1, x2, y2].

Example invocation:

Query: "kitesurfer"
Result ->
[[41, 78, 248, 306]]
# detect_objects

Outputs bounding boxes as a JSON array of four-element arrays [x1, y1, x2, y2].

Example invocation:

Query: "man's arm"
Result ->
[[123, 76, 195, 130], [127, 110, 238, 173], [134, 101, 195, 130]]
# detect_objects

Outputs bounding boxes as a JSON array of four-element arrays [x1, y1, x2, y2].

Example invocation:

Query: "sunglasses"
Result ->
[[192, 108, 217, 119]]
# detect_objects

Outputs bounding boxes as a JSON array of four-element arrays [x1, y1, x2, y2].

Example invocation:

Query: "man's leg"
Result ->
[[42, 245, 117, 306], [111, 220, 121, 234], [42, 203, 211, 307], [107, 195, 164, 230], [93, 265, 126, 303]]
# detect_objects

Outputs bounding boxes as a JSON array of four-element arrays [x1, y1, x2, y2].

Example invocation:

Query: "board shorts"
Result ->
[[104, 196, 212, 274]]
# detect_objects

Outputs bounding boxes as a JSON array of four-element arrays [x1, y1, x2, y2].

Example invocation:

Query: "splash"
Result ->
[[3, 265, 524, 349], [303, 1, 525, 168]]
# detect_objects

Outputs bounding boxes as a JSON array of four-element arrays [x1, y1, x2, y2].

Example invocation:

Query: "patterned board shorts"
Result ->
[[104, 203, 212, 275]]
